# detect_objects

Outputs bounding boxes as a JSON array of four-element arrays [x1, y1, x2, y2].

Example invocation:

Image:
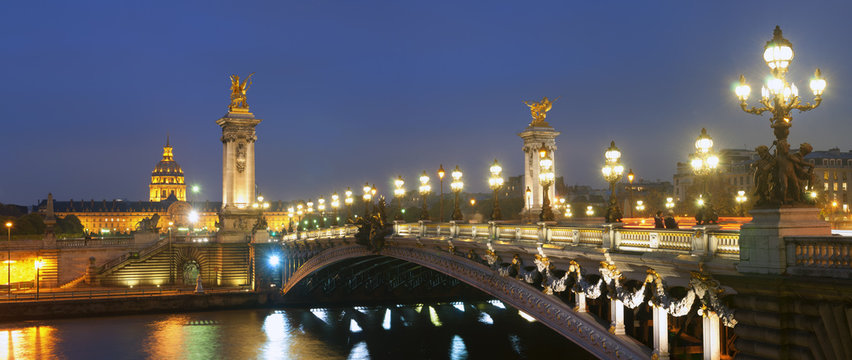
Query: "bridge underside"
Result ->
[[279, 240, 652, 359]]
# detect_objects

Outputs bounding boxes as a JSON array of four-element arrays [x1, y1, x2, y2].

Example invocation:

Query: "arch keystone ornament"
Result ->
[[282, 244, 650, 359]]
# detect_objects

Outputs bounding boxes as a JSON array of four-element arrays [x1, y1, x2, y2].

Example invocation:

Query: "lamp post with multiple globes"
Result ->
[[627, 169, 635, 217], [331, 193, 340, 226], [691, 128, 720, 225], [344, 187, 353, 221], [437, 165, 445, 222], [362, 182, 372, 217], [735, 26, 826, 144], [450, 166, 464, 221], [488, 159, 504, 221], [393, 176, 405, 221], [419, 171, 431, 220], [538, 145, 555, 221], [601, 141, 625, 223], [736, 190, 748, 217]]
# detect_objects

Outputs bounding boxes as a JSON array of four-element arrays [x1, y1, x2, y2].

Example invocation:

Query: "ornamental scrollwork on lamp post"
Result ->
[[734, 26, 824, 206], [601, 141, 624, 223], [419, 171, 431, 221], [451, 166, 464, 221], [538, 145, 555, 221], [691, 128, 719, 225], [489, 159, 504, 221]]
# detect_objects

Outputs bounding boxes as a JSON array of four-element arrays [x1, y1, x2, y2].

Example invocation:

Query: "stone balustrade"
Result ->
[[786, 236, 852, 278], [56, 237, 134, 248]]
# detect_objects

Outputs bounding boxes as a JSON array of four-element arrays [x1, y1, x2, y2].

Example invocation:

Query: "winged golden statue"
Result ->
[[229, 73, 255, 111], [524, 96, 557, 127]]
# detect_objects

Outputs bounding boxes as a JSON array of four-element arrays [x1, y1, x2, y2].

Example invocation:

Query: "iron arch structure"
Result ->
[[281, 244, 650, 359]]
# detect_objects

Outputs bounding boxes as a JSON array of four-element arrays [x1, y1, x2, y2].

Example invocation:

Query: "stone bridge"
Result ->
[[263, 220, 852, 360]]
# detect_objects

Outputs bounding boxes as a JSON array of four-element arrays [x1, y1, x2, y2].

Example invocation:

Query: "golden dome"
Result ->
[[151, 137, 185, 181]]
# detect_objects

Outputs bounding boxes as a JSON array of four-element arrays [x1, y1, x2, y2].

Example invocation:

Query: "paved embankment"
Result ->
[[0, 291, 280, 322]]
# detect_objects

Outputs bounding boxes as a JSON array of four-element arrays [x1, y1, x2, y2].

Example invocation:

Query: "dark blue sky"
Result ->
[[3, 1, 852, 205]]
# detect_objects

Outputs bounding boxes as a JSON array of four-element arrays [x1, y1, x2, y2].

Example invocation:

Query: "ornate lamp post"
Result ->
[[665, 197, 675, 211], [331, 193, 340, 226], [419, 171, 431, 220], [735, 26, 825, 143], [635, 200, 646, 217], [488, 159, 504, 220], [538, 145, 555, 221], [450, 166, 464, 221], [317, 198, 326, 228], [601, 141, 625, 223], [691, 128, 720, 225], [735, 190, 748, 217], [296, 203, 304, 230], [627, 169, 635, 217], [5, 221, 11, 298], [437, 165, 445, 222], [362, 182, 372, 217], [393, 175, 405, 221], [344, 187, 353, 221], [586, 205, 594, 217], [34, 258, 42, 300], [286, 207, 294, 232], [735, 27, 826, 206], [564, 204, 573, 218]]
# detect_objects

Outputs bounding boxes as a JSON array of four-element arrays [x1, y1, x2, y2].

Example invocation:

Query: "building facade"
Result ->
[[806, 148, 852, 213]]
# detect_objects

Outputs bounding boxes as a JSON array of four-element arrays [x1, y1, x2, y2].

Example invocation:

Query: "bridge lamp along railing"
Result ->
[[419, 171, 432, 220], [450, 166, 464, 221], [344, 187, 354, 221], [665, 197, 675, 210], [691, 128, 720, 225], [734, 26, 826, 142], [489, 159, 504, 220], [318, 198, 326, 227], [735, 190, 748, 216], [437, 164, 446, 222], [394, 175, 405, 220], [331, 193, 340, 226], [635, 200, 645, 216], [564, 203, 573, 218], [585, 205, 594, 217], [538, 144, 555, 221], [627, 169, 635, 217], [601, 141, 624, 223], [6, 221, 11, 299], [362, 182, 372, 216]]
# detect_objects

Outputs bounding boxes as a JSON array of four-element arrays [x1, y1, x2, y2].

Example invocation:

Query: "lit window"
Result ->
[[825, 183, 830, 191], [834, 183, 838, 191], [825, 172, 830, 180], [844, 183, 848, 191]]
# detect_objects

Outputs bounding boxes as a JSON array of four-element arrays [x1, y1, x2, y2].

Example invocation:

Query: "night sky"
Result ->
[[3, 1, 852, 205]]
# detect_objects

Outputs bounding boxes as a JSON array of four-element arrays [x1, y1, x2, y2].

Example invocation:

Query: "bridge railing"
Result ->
[[393, 221, 740, 258], [786, 236, 852, 278]]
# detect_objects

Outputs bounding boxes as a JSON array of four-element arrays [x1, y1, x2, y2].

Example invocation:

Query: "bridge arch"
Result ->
[[282, 244, 650, 359]]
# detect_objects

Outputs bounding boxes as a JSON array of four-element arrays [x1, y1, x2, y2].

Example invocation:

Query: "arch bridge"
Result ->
[[258, 221, 745, 360]]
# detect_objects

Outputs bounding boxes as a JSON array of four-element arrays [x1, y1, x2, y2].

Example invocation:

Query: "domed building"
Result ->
[[149, 137, 186, 202]]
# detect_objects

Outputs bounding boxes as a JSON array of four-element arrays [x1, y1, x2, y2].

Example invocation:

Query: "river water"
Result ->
[[0, 300, 595, 359]]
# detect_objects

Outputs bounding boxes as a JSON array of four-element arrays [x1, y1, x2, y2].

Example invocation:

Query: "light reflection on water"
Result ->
[[0, 301, 594, 359]]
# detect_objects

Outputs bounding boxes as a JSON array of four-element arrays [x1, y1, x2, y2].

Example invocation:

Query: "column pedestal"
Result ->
[[518, 126, 560, 217], [609, 298, 625, 335], [738, 207, 829, 274], [652, 305, 670, 360]]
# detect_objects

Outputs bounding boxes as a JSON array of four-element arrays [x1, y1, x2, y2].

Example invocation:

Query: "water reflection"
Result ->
[[0, 301, 594, 359]]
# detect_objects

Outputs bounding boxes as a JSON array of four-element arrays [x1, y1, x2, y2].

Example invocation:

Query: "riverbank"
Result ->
[[0, 290, 280, 323]]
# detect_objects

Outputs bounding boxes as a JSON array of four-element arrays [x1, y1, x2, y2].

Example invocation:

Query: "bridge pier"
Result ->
[[702, 311, 721, 360], [610, 298, 626, 335], [651, 304, 669, 360]]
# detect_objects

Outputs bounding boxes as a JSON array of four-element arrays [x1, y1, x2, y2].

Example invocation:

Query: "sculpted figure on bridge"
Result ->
[[228, 73, 254, 111], [135, 214, 160, 233], [524, 96, 557, 127], [351, 197, 392, 252], [751, 139, 817, 206]]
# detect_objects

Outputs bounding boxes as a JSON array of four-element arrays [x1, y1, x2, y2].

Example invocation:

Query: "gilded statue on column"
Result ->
[[229, 73, 254, 111], [524, 96, 557, 127]]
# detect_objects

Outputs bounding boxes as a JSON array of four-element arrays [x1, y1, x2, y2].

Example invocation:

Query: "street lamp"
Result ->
[[488, 159, 504, 220], [419, 171, 431, 220], [393, 175, 405, 221], [691, 128, 720, 225], [736, 190, 748, 217], [331, 193, 340, 226], [601, 141, 625, 223], [344, 187, 354, 221], [5, 221, 11, 298], [564, 204, 573, 218], [538, 144, 555, 221], [438, 164, 446, 222], [362, 182, 372, 217], [665, 197, 675, 210], [586, 205, 594, 217], [318, 198, 326, 227], [627, 169, 635, 217], [450, 166, 464, 221], [34, 258, 42, 300], [635, 200, 645, 217], [735, 26, 825, 143]]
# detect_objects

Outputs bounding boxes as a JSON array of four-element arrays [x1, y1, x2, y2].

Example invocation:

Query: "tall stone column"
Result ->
[[518, 126, 559, 218], [216, 106, 263, 243]]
